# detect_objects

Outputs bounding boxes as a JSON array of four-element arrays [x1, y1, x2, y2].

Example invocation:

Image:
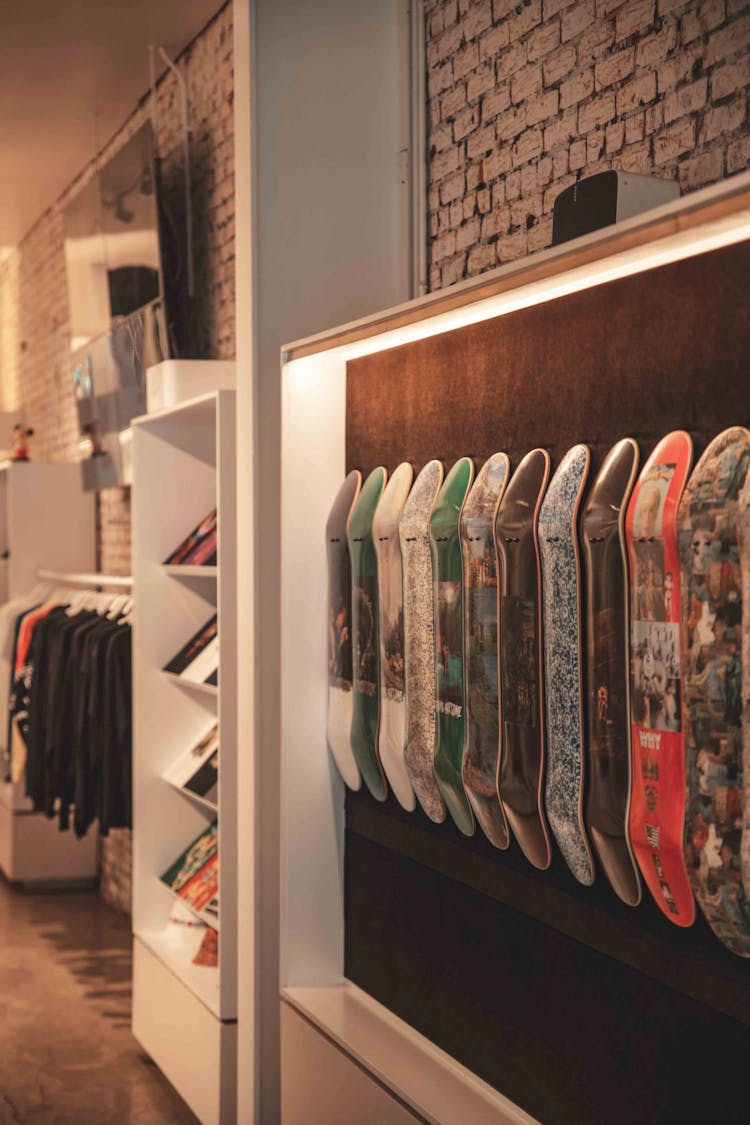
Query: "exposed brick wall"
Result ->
[[426, 0, 750, 288], [0, 2, 235, 915]]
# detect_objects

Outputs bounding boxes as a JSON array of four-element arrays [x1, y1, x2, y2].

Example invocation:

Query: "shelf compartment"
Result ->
[[162, 671, 219, 697], [136, 924, 221, 1018], [164, 564, 218, 579]]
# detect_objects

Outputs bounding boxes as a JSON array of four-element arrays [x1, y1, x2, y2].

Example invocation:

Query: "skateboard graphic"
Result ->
[[582, 438, 641, 906], [460, 452, 511, 849], [347, 466, 388, 801], [495, 448, 551, 870], [399, 460, 446, 823], [325, 470, 363, 790], [539, 444, 595, 886], [430, 457, 476, 836], [373, 462, 415, 811], [678, 427, 750, 957], [627, 431, 696, 927]]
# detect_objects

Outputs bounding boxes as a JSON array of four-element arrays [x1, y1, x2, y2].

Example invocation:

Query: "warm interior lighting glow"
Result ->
[[286, 208, 750, 379]]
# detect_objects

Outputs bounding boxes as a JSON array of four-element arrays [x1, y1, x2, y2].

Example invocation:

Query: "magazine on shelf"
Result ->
[[165, 901, 219, 968], [164, 509, 218, 567], [165, 725, 219, 807], [161, 823, 220, 926], [163, 615, 219, 686]]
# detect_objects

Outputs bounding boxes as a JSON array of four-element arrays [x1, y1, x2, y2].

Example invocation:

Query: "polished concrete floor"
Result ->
[[0, 876, 198, 1124]]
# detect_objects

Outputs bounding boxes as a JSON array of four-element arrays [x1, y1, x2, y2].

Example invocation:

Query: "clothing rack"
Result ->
[[36, 568, 133, 590]]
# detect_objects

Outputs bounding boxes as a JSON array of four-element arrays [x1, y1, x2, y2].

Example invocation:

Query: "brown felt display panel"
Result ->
[[343, 240, 750, 1124], [346, 241, 750, 479]]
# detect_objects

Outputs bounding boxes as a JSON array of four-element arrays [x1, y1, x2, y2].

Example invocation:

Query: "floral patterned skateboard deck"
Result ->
[[348, 466, 388, 801], [495, 448, 551, 870], [582, 438, 641, 906], [460, 452, 511, 849], [399, 460, 446, 823], [325, 469, 362, 790], [430, 457, 475, 836], [539, 444, 594, 885], [678, 426, 750, 956], [373, 462, 415, 811], [627, 431, 695, 927]]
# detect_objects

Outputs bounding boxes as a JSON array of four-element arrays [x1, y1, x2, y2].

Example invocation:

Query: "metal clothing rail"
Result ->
[[36, 568, 133, 590]]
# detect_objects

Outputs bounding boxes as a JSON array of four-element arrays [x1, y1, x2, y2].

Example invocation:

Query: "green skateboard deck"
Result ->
[[539, 444, 595, 885], [679, 426, 750, 957], [430, 457, 475, 836], [325, 469, 362, 790], [495, 448, 551, 870], [373, 462, 415, 811], [582, 438, 641, 907], [626, 431, 695, 927], [348, 466, 388, 801], [399, 460, 446, 823], [460, 452, 511, 849]]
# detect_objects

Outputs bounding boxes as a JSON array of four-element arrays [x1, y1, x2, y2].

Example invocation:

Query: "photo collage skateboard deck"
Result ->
[[348, 466, 388, 802], [430, 457, 475, 837], [679, 426, 750, 956], [325, 469, 362, 790], [373, 462, 415, 811], [539, 444, 595, 886], [460, 453, 511, 850], [495, 448, 551, 870], [399, 460, 446, 823], [627, 431, 695, 927], [582, 438, 641, 907]]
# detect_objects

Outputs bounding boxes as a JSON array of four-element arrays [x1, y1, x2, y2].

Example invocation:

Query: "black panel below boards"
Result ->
[[345, 789, 750, 1125]]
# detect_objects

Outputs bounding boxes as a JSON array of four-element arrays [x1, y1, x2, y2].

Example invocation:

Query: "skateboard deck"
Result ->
[[539, 444, 595, 886], [627, 431, 695, 927], [495, 448, 551, 870], [348, 466, 388, 801], [582, 438, 641, 906], [373, 462, 415, 811], [399, 460, 446, 823], [325, 470, 362, 790], [430, 457, 475, 836], [460, 452, 511, 849], [678, 426, 750, 957]]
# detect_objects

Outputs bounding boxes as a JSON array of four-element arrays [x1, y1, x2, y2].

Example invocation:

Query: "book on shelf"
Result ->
[[165, 901, 219, 968], [161, 823, 220, 926], [164, 508, 218, 567], [165, 725, 219, 807], [163, 615, 219, 686]]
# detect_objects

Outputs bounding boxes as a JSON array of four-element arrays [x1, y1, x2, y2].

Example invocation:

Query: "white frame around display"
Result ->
[[280, 173, 750, 1122], [132, 389, 237, 1125]]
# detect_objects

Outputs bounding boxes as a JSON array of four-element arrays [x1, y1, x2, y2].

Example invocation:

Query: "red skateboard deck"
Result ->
[[626, 431, 695, 926]]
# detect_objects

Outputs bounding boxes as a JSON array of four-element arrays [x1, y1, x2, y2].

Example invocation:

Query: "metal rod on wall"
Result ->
[[37, 568, 133, 590]]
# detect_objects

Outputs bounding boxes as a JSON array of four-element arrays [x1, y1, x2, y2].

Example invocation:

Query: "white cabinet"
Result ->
[[132, 390, 237, 1124]]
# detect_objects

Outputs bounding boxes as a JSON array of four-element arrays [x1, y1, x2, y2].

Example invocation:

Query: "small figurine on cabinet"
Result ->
[[81, 421, 105, 458], [11, 424, 34, 462]]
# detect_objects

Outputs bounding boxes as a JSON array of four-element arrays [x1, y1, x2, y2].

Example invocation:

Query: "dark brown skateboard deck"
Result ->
[[582, 438, 641, 906], [495, 448, 551, 870]]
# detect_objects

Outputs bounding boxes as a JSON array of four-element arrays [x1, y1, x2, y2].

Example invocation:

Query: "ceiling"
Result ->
[[0, 0, 224, 253]]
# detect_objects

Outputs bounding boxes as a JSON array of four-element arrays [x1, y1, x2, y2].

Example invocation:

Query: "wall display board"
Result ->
[[281, 176, 750, 1125], [132, 390, 237, 1125]]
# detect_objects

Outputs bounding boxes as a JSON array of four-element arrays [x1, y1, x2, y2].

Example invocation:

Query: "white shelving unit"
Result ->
[[278, 178, 750, 1121], [132, 390, 237, 1125], [0, 459, 98, 884]]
